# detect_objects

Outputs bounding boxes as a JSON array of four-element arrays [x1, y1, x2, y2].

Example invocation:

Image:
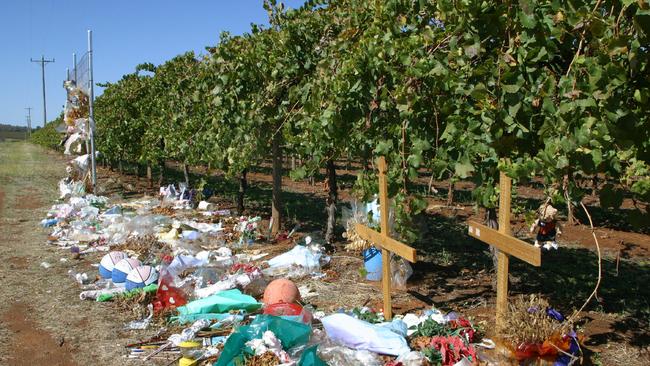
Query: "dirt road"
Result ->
[[0, 142, 149, 365]]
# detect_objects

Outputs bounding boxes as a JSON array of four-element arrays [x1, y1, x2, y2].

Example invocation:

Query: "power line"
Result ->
[[30, 55, 55, 128]]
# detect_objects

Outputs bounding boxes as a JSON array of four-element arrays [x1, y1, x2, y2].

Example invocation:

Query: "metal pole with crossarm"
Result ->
[[30, 55, 55, 127], [25, 107, 32, 138]]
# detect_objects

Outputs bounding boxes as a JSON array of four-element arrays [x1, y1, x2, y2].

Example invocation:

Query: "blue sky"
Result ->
[[0, 0, 306, 127]]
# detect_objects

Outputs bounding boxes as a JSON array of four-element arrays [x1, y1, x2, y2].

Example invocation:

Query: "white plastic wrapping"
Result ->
[[64, 132, 84, 155], [268, 245, 322, 269], [321, 313, 410, 356]]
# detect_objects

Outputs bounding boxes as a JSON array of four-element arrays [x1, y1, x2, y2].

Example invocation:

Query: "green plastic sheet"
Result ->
[[214, 315, 312, 366], [298, 345, 327, 366], [177, 289, 261, 315]]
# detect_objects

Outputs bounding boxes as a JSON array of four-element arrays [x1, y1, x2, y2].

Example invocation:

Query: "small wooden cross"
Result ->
[[467, 171, 541, 332], [355, 156, 417, 320]]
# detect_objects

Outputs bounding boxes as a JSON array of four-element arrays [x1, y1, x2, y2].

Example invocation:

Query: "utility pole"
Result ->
[[30, 55, 55, 128], [25, 107, 32, 138]]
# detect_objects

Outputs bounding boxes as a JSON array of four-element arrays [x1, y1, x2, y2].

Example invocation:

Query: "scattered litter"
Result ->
[[264, 244, 330, 278], [197, 201, 215, 211], [79, 287, 125, 301], [125, 304, 154, 330], [298, 284, 319, 299], [68, 269, 90, 285], [38, 159, 566, 366]]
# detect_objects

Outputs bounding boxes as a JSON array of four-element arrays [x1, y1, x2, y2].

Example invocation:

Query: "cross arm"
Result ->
[[355, 223, 417, 263], [468, 221, 541, 266]]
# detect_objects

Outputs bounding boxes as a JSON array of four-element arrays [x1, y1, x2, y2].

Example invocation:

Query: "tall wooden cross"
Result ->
[[355, 156, 417, 320], [467, 171, 541, 332]]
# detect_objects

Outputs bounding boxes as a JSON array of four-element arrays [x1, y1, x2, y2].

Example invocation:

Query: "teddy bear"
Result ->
[[530, 204, 562, 250]]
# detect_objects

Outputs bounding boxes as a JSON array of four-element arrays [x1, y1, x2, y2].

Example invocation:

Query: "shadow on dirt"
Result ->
[[101, 162, 650, 350], [408, 213, 650, 348]]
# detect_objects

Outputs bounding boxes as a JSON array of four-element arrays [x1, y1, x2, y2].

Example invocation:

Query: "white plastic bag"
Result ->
[[391, 256, 413, 290], [73, 154, 91, 172], [395, 351, 427, 366], [318, 346, 382, 366], [167, 254, 208, 277], [378, 318, 409, 337], [194, 278, 237, 299], [268, 245, 321, 270], [321, 313, 410, 356], [64, 132, 84, 155]]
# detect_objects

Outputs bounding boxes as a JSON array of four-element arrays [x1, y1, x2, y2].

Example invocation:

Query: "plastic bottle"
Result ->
[[40, 218, 59, 228], [68, 269, 91, 285]]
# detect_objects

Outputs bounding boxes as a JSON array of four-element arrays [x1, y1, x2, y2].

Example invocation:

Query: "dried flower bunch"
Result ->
[[342, 221, 372, 252], [502, 294, 572, 345]]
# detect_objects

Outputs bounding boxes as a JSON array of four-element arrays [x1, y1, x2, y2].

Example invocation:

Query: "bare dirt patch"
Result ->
[[0, 302, 78, 366], [561, 225, 650, 258], [8, 256, 29, 270], [15, 193, 42, 210]]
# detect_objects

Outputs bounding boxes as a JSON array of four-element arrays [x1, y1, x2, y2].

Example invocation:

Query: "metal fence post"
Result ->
[[88, 30, 97, 193]]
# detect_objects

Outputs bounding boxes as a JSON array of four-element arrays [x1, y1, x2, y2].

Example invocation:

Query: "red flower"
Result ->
[[447, 317, 476, 343], [429, 336, 476, 366], [230, 262, 259, 274]]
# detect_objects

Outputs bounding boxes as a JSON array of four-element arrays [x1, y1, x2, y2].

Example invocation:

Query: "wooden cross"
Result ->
[[467, 171, 541, 332], [355, 156, 417, 320]]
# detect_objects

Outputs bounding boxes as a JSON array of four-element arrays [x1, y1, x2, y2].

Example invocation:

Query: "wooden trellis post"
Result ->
[[467, 171, 542, 331], [355, 157, 417, 320]]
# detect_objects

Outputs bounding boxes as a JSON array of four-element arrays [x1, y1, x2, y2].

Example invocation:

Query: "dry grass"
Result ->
[[113, 288, 157, 318], [151, 205, 176, 216], [0, 142, 62, 179], [245, 351, 280, 366], [300, 255, 381, 311], [599, 342, 650, 366], [502, 294, 572, 345], [113, 234, 170, 259]]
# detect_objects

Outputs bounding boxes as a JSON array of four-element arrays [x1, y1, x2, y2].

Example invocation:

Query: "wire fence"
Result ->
[[64, 50, 90, 138], [69, 52, 90, 94]]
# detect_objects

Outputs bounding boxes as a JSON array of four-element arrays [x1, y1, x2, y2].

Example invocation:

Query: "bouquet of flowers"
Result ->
[[237, 216, 261, 245], [410, 316, 480, 365], [424, 336, 477, 365], [503, 294, 580, 364]]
